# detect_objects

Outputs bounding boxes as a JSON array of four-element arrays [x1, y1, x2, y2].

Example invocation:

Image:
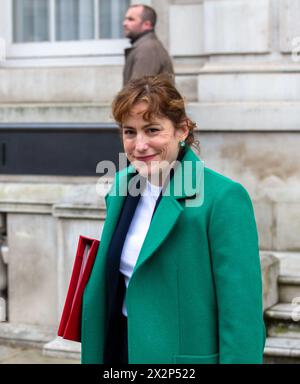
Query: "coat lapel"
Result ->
[[100, 165, 136, 259], [133, 147, 204, 273], [133, 195, 183, 272]]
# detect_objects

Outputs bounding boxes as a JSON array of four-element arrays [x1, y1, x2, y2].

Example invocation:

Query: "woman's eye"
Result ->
[[148, 128, 159, 134], [124, 130, 135, 136]]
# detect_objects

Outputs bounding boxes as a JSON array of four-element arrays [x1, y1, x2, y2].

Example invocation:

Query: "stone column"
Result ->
[[43, 188, 106, 359]]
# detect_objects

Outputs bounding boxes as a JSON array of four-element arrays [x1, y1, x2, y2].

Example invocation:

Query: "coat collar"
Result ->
[[124, 31, 156, 56], [131, 30, 155, 46], [104, 147, 204, 276]]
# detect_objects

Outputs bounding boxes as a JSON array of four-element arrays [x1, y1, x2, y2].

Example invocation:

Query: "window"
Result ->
[[99, 0, 129, 39], [4, 0, 132, 66], [13, 0, 49, 42], [12, 0, 130, 43], [55, 0, 94, 41]]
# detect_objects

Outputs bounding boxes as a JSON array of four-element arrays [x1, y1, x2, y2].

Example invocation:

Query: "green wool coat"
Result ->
[[81, 147, 266, 364]]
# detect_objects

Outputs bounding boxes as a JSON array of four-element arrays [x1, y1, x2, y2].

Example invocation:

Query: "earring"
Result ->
[[179, 140, 186, 148]]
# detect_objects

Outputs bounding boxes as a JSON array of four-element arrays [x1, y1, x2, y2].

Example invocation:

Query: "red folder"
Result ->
[[57, 235, 99, 342]]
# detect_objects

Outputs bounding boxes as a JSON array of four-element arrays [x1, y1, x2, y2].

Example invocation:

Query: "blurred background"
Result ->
[[0, 0, 300, 363]]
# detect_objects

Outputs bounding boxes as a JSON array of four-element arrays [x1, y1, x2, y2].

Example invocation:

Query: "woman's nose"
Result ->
[[135, 134, 149, 151]]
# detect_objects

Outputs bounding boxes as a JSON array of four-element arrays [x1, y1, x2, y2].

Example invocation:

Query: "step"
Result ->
[[265, 303, 300, 321], [0, 344, 80, 364], [268, 252, 300, 276], [264, 337, 300, 364], [2, 101, 300, 131], [264, 303, 300, 339], [0, 322, 56, 349], [43, 337, 81, 361], [187, 101, 300, 131], [278, 275, 300, 303], [0, 103, 112, 123], [197, 64, 300, 103]]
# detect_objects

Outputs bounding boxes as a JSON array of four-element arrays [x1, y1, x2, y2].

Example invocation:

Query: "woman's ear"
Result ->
[[177, 119, 190, 141]]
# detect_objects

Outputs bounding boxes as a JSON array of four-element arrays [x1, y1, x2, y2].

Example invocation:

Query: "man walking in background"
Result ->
[[123, 4, 174, 85]]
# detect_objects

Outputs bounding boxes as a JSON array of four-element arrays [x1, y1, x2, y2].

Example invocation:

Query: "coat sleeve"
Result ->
[[208, 182, 266, 364]]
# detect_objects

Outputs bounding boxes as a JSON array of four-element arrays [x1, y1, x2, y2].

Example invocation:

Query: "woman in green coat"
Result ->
[[81, 75, 266, 364]]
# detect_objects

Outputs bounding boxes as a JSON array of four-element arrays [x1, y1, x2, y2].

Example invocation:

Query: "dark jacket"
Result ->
[[123, 31, 174, 85]]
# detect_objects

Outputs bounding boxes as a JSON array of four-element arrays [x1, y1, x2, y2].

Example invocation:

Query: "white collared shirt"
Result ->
[[119, 179, 162, 317]]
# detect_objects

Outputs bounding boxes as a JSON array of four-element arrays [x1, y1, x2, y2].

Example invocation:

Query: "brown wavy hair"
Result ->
[[112, 75, 198, 148]]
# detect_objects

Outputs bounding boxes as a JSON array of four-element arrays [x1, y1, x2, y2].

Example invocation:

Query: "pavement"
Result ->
[[0, 344, 80, 364]]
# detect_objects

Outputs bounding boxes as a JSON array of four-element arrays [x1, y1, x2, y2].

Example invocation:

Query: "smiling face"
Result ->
[[122, 102, 189, 183]]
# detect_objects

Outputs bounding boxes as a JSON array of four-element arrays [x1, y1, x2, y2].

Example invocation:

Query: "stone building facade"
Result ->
[[0, 0, 300, 362]]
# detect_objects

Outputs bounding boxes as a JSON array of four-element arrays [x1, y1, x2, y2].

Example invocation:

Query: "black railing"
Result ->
[[0, 123, 123, 176]]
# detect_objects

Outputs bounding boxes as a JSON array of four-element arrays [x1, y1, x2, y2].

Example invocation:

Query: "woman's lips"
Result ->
[[134, 154, 158, 162]]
